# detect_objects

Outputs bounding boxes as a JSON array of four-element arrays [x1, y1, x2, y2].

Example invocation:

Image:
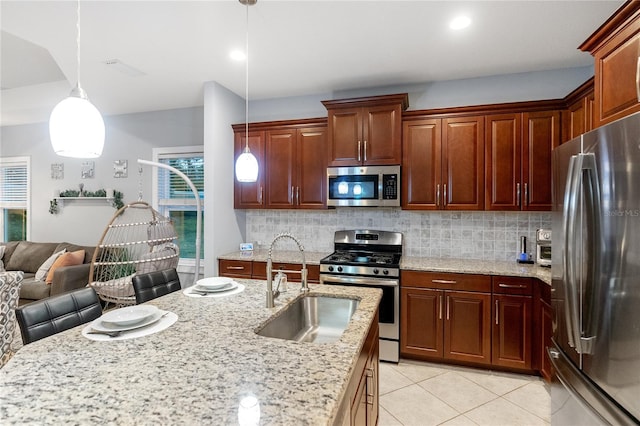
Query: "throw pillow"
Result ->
[[45, 250, 85, 284], [0, 246, 5, 272], [34, 249, 66, 281]]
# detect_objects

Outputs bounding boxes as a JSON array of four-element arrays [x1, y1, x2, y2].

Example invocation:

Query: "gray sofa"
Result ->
[[1, 241, 96, 305]]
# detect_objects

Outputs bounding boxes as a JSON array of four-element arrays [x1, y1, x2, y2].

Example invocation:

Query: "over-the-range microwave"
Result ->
[[327, 165, 400, 207]]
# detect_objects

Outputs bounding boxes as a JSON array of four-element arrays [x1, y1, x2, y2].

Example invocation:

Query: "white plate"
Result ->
[[193, 281, 238, 293], [100, 305, 159, 327], [92, 309, 165, 332], [196, 276, 234, 290]]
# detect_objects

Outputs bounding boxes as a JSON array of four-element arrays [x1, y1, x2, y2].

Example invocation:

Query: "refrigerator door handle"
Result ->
[[563, 154, 582, 351], [579, 153, 601, 355]]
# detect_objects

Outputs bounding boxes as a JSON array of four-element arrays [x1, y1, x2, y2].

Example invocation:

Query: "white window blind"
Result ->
[[158, 155, 204, 205], [0, 159, 28, 209]]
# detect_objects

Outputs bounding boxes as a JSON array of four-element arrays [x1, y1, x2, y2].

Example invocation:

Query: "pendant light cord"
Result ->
[[244, 1, 250, 150], [76, 0, 81, 89]]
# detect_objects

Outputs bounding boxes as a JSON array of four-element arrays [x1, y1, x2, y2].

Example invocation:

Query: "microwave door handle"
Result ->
[[563, 154, 581, 351]]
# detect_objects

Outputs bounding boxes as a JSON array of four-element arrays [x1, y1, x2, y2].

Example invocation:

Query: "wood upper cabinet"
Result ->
[[402, 116, 484, 210], [323, 94, 408, 167], [233, 119, 326, 210], [580, 2, 640, 127], [234, 130, 265, 209], [486, 111, 559, 211], [264, 126, 327, 209], [562, 79, 595, 143]]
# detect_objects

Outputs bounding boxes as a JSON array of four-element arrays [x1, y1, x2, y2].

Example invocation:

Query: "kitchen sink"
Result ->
[[256, 295, 359, 343]]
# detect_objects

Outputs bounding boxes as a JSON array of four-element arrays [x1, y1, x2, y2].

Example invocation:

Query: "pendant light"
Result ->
[[235, 0, 259, 183], [49, 0, 105, 158]]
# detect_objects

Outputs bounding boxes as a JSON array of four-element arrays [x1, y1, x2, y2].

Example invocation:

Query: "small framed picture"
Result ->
[[51, 163, 64, 179], [113, 160, 128, 178], [81, 161, 95, 179]]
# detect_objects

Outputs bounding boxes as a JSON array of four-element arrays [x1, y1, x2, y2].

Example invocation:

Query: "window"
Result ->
[[0, 157, 30, 242], [152, 147, 204, 261]]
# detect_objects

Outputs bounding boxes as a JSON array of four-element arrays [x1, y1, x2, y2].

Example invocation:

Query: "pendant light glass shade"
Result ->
[[236, 146, 259, 182], [50, 85, 105, 158]]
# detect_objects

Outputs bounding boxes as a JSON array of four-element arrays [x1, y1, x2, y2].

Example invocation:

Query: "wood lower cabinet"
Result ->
[[336, 310, 379, 426], [402, 116, 484, 210], [218, 259, 253, 278], [401, 271, 492, 365], [492, 276, 533, 371]]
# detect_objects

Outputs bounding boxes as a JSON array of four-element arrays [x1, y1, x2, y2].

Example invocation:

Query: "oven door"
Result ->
[[319, 274, 399, 340]]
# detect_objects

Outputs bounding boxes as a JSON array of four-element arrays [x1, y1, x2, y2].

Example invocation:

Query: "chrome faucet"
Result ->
[[266, 232, 308, 308]]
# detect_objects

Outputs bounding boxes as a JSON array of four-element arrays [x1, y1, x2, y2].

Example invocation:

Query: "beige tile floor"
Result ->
[[379, 359, 550, 426]]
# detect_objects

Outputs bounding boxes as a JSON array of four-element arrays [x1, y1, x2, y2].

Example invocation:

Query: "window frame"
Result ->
[[151, 146, 204, 274], [0, 156, 31, 242]]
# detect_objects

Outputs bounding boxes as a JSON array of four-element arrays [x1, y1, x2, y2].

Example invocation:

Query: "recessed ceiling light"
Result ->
[[230, 49, 246, 61], [449, 15, 471, 30]]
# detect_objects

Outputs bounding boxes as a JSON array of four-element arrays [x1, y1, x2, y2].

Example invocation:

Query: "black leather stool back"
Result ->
[[16, 287, 102, 345], [132, 268, 181, 304]]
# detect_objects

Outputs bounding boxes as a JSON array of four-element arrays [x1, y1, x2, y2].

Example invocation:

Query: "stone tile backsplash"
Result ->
[[245, 208, 551, 262]]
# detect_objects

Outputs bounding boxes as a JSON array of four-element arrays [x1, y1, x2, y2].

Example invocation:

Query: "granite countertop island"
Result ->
[[0, 282, 381, 425]]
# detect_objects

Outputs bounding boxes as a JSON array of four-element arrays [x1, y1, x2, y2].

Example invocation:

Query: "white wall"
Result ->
[[249, 66, 593, 122], [203, 81, 247, 276], [0, 107, 203, 246]]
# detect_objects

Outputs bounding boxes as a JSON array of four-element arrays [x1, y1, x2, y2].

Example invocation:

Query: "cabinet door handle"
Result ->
[[446, 295, 450, 320], [436, 184, 441, 207], [439, 295, 443, 320], [291, 186, 295, 204], [443, 184, 447, 207], [516, 183, 521, 207], [432, 279, 457, 285], [358, 140, 362, 162], [495, 300, 499, 325], [366, 366, 375, 405], [259, 186, 263, 205], [636, 55, 640, 103], [524, 183, 529, 207], [498, 283, 528, 289], [227, 266, 245, 270], [296, 187, 300, 205], [364, 140, 368, 162]]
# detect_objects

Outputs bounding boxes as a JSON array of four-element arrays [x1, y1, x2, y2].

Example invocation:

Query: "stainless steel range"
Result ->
[[320, 230, 402, 362]]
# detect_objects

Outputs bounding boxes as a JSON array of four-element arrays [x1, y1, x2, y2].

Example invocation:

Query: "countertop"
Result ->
[[0, 282, 381, 425], [218, 251, 552, 285]]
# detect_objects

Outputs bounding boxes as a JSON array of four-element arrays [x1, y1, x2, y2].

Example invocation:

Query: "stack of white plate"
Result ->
[[193, 277, 238, 294], [92, 305, 164, 332]]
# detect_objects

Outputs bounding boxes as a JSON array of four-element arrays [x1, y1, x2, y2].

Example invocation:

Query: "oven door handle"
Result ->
[[321, 274, 399, 287]]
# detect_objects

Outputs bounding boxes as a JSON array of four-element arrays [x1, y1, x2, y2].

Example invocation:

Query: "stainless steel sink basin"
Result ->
[[256, 295, 359, 343]]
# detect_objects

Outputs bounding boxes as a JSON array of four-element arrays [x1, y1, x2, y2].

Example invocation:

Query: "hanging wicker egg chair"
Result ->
[[89, 201, 179, 307]]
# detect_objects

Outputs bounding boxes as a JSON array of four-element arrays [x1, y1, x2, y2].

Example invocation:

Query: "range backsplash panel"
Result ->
[[245, 209, 551, 262]]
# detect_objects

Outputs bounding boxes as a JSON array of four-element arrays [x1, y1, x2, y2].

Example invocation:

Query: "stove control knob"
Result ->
[[328, 266, 334, 272], [337, 266, 343, 273], [373, 268, 379, 275], [383, 269, 389, 275]]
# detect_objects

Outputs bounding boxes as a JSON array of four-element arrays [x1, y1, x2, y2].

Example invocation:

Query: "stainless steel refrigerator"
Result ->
[[550, 112, 640, 425]]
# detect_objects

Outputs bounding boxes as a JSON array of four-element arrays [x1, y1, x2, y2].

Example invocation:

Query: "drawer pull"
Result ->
[[432, 279, 457, 284], [226, 266, 245, 270], [498, 283, 528, 289]]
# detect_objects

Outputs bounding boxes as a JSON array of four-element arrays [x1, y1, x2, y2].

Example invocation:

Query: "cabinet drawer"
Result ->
[[218, 259, 252, 278], [401, 270, 491, 292], [492, 276, 533, 295]]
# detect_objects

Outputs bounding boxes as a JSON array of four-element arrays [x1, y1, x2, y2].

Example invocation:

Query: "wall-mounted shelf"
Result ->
[[54, 197, 114, 208]]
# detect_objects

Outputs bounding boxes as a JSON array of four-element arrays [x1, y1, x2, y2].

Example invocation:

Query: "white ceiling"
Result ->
[[0, 0, 624, 127]]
